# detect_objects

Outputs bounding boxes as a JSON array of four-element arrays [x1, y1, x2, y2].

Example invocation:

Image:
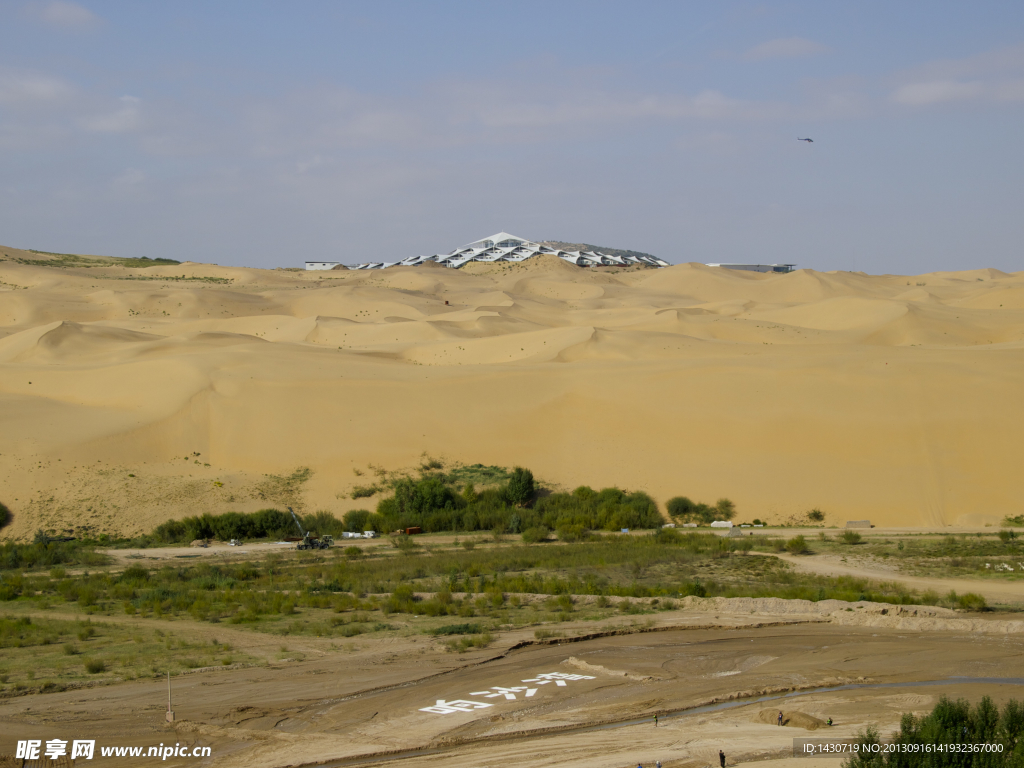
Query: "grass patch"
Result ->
[[429, 623, 482, 636], [444, 633, 494, 653], [0, 614, 256, 693]]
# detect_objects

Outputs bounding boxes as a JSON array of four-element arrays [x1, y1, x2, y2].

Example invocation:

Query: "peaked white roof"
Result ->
[[463, 232, 540, 249], [329, 232, 669, 271]]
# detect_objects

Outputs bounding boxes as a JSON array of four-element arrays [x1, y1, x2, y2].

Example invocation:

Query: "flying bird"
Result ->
[[798, 137, 814, 143]]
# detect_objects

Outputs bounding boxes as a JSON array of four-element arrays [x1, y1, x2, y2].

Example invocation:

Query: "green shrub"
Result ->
[[0, 502, 10, 531], [955, 592, 987, 611], [120, 564, 150, 583], [786, 535, 810, 554], [807, 509, 825, 522], [391, 535, 419, 553], [430, 623, 481, 636], [444, 633, 493, 653], [521, 527, 549, 544], [997, 529, 1016, 544], [679, 581, 706, 597], [350, 485, 380, 500], [841, 530, 863, 545], [84, 659, 106, 674], [556, 524, 589, 542], [343, 546, 362, 558]]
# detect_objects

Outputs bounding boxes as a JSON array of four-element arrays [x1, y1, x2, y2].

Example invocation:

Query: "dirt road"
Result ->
[[764, 552, 1024, 606]]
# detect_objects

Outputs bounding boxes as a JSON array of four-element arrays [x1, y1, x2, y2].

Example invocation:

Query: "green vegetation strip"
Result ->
[[845, 696, 1024, 768]]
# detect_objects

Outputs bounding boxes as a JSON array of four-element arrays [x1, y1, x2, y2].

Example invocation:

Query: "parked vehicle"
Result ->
[[288, 507, 333, 549]]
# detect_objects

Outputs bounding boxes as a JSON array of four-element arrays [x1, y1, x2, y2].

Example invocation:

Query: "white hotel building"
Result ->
[[305, 232, 671, 271]]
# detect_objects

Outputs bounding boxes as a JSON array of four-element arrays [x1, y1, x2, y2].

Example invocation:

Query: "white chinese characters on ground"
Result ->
[[420, 672, 595, 714]]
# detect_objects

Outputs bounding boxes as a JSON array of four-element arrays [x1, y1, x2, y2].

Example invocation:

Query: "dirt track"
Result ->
[[764, 551, 1024, 606], [4, 600, 1023, 768]]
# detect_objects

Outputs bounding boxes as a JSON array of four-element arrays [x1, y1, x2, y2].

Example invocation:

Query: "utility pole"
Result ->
[[166, 671, 175, 723]]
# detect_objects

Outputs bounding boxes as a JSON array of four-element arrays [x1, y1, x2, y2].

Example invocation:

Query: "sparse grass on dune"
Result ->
[[15, 251, 182, 269]]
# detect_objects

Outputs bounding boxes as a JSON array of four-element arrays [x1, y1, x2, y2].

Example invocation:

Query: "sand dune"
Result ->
[[1, 244, 1023, 539]]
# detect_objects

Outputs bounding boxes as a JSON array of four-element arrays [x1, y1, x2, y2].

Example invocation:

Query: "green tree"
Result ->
[[503, 467, 535, 507], [667, 496, 697, 521], [342, 509, 371, 533], [714, 498, 736, 520]]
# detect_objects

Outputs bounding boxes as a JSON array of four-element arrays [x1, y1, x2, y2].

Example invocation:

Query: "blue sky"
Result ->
[[1, 1, 1022, 273]]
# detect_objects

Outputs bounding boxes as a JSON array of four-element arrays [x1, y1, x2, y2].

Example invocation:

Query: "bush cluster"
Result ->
[[344, 467, 661, 536], [0, 541, 107, 572], [150, 509, 345, 544], [665, 497, 736, 524], [845, 696, 1024, 768]]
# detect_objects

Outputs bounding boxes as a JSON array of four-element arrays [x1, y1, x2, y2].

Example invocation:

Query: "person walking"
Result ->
[[654, 714, 658, 727], [719, 749, 726, 767], [778, 711, 784, 726]]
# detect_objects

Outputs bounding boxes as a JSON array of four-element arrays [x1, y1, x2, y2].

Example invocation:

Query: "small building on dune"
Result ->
[[304, 232, 670, 271]]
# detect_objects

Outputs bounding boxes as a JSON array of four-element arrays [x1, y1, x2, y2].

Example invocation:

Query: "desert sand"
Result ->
[[2, 244, 1023, 539]]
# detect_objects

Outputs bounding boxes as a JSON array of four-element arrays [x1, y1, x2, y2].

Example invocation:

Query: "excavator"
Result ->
[[288, 507, 333, 550]]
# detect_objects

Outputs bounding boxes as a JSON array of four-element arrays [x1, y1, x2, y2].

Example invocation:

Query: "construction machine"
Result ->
[[288, 507, 333, 550]]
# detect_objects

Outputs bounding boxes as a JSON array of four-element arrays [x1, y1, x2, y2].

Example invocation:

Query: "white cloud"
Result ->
[[898, 43, 1024, 81], [890, 44, 1024, 107], [81, 95, 142, 133], [0, 70, 73, 104], [890, 78, 1024, 106], [27, 1, 100, 28], [743, 37, 830, 61], [890, 80, 985, 106]]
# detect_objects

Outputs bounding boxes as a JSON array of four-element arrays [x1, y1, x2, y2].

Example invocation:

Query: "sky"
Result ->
[[1, 1, 1023, 273]]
